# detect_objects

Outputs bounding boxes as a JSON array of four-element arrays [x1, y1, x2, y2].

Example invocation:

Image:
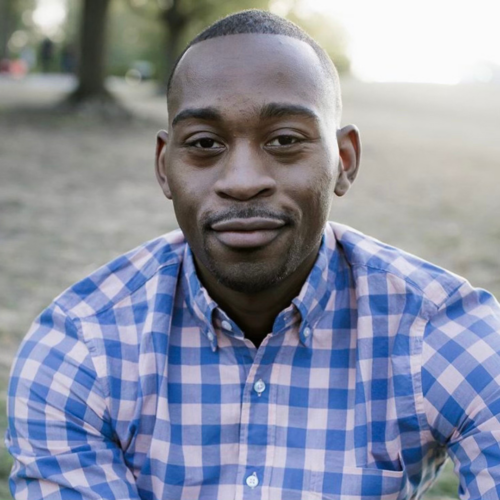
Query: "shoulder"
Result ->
[[328, 221, 466, 311], [53, 229, 187, 320], [12, 229, 189, 414], [420, 270, 500, 447], [328, 224, 500, 459]]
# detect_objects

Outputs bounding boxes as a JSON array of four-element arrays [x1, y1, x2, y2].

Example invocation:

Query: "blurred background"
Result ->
[[1, 0, 500, 498]]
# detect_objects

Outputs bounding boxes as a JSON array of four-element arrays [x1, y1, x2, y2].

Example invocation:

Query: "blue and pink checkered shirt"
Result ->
[[6, 222, 500, 500]]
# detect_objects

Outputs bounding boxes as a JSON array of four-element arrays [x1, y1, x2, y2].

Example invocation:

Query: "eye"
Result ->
[[187, 137, 224, 149], [266, 135, 302, 147]]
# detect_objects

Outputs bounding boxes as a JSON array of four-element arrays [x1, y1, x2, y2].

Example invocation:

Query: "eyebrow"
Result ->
[[171, 107, 223, 128], [260, 103, 320, 123], [171, 102, 320, 128]]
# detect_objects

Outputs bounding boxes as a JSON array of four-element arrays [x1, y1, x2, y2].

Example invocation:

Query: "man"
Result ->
[[6, 9, 500, 500]]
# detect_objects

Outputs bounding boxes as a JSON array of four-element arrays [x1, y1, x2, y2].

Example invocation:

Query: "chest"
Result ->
[[114, 323, 420, 500]]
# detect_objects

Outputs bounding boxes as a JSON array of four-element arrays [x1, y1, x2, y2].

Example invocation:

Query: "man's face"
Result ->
[[157, 34, 359, 293]]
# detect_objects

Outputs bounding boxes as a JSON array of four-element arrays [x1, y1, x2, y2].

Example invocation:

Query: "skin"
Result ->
[[155, 33, 361, 347]]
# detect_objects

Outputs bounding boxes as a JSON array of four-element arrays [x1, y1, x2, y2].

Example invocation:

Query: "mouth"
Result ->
[[210, 217, 286, 249]]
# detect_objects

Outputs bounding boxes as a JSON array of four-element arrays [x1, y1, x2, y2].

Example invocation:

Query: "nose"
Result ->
[[214, 141, 276, 201]]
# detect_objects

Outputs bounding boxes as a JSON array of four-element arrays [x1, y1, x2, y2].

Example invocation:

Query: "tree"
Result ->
[[123, 0, 350, 92], [63, 0, 130, 118], [0, 0, 13, 61], [160, 0, 278, 88], [106, 0, 163, 77], [66, 0, 113, 105], [158, 0, 190, 86], [0, 0, 36, 62], [125, 0, 272, 91]]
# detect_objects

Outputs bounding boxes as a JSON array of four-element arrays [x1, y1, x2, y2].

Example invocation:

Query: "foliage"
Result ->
[[63, 0, 82, 45], [0, 0, 37, 59], [0, 396, 13, 500], [120, 0, 273, 83], [108, 1, 164, 78], [0, 447, 12, 487], [104, 0, 351, 88], [425, 460, 460, 499], [288, 9, 350, 74], [2, 0, 351, 86], [0, 479, 11, 500]]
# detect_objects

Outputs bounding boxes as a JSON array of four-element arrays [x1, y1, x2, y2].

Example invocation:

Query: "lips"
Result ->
[[211, 217, 286, 249]]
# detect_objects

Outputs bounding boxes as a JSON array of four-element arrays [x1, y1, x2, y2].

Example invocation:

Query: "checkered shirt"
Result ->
[[6, 222, 500, 500]]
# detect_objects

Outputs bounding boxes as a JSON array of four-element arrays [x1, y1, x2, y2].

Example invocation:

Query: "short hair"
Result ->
[[167, 9, 342, 119]]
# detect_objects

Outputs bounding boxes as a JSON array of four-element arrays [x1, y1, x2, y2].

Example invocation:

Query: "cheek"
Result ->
[[319, 169, 337, 210], [167, 167, 217, 244], [168, 166, 206, 209], [168, 176, 201, 230], [298, 165, 336, 216]]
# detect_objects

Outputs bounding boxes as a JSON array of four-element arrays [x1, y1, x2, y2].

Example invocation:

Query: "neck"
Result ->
[[194, 246, 320, 346]]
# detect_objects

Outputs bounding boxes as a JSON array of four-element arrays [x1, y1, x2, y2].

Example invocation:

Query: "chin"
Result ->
[[195, 229, 317, 294], [207, 260, 293, 294]]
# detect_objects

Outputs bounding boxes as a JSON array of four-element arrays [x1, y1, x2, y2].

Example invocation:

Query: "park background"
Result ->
[[1, 0, 500, 498]]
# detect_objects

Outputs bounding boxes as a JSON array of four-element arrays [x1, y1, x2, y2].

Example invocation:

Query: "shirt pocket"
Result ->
[[308, 465, 406, 500]]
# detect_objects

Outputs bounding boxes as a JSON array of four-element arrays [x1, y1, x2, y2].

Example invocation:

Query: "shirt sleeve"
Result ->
[[6, 303, 141, 500], [422, 283, 500, 500]]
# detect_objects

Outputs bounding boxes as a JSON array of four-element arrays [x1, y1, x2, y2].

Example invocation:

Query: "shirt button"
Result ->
[[254, 379, 266, 396], [303, 326, 311, 338], [246, 472, 259, 489], [221, 320, 232, 331], [207, 331, 215, 342]]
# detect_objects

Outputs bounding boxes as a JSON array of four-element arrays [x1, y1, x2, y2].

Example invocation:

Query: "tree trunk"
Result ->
[[160, 0, 188, 93], [0, 0, 13, 61], [164, 25, 182, 85], [72, 0, 111, 100], [63, 0, 129, 117]]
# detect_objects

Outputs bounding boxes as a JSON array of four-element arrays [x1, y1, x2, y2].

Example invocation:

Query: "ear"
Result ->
[[155, 130, 172, 199], [334, 125, 361, 197]]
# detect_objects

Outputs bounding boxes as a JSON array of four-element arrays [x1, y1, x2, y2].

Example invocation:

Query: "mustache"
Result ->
[[202, 206, 296, 229]]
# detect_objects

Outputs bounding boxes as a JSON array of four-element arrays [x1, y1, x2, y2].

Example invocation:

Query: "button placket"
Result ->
[[236, 344, 278, 496]]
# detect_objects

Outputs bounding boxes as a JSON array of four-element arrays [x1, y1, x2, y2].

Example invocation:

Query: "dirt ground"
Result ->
[[1, 75, 499, 498]]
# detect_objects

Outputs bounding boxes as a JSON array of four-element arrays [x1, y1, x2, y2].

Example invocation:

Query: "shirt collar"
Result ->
[[181, 223, 341, 347]]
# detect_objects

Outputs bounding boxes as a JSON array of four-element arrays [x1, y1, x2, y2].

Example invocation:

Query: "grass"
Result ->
[[426, 460, 459, 499], [0, 398, 13, 500]]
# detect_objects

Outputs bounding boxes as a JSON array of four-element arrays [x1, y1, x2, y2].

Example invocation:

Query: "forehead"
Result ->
[[168, 34, 335, 122]]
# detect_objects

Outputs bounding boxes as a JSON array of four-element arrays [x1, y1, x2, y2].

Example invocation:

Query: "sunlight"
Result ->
[[32, 0, 66, 35], [29, 0, 500, 84], [300, 0, 500, 84]]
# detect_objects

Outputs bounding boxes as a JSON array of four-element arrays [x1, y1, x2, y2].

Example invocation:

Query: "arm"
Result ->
[[422, 284, 500, 499], [6, 303, 141, 500]]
